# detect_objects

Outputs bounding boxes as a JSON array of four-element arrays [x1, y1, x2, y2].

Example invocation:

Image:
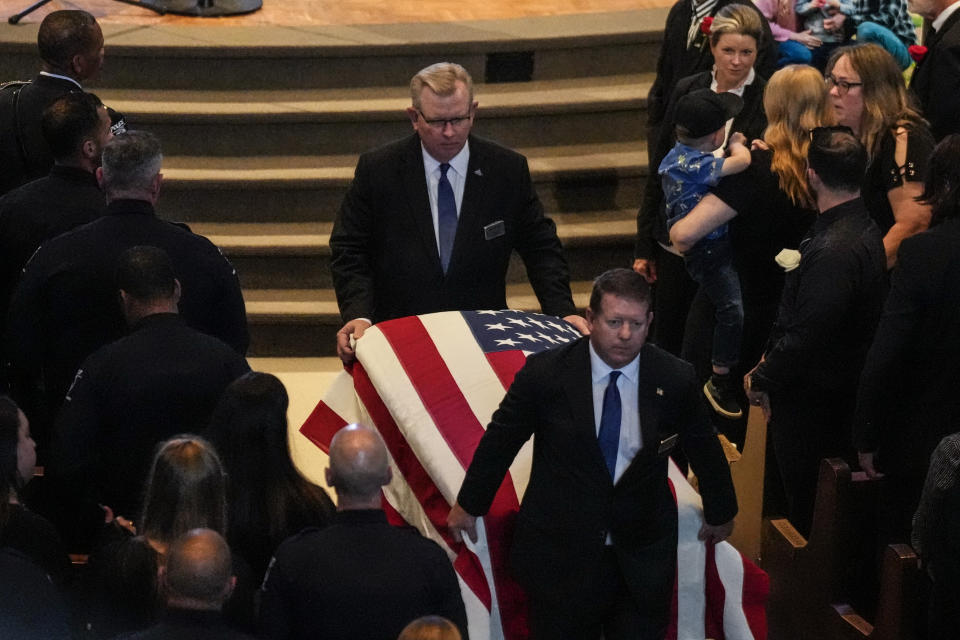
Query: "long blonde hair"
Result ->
[[763, 65, 830, 209], [826, 44, 924, 159]]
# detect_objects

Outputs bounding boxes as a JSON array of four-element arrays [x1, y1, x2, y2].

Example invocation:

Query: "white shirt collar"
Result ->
[[421, 140, 470, 178], [933, 0, 960, 31], [589, 341, 641, 384], [709, 66, 756, 97], [38, 71, 82, 89]]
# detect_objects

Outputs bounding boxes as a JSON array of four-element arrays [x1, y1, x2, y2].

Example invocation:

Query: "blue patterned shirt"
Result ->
[[659, 142, 728, 241]]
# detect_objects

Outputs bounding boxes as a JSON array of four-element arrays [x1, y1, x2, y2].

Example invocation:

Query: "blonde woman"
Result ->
[[667, 65, 823, 448], [636, 3, 772, 357], [825, 43, 934, 268]]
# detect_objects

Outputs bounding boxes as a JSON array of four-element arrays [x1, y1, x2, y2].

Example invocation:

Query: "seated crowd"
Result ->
[[1, 3, 959, 640]]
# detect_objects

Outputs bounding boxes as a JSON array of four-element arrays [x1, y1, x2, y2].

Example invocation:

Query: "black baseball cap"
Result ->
[[675, 89, 743, 138]]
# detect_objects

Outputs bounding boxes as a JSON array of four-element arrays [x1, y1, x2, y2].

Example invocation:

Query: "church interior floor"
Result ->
[[0, 0, 672, 27]]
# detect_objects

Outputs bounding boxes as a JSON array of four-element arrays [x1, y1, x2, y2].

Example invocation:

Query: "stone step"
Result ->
[[0, 10, 668, 90], [245, 280, 596, 357], [155, 140, 648, 224], [194, 209, 636, 288], [98, 74, 651, 156]]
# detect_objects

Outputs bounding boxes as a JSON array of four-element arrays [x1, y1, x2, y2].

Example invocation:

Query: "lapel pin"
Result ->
[[474, 169, 483, 176], [656, 387, 664, 396]]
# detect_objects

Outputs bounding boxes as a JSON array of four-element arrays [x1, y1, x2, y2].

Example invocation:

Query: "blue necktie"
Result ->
[[598, 371, 622, 478], [437, 163, 457, 274]]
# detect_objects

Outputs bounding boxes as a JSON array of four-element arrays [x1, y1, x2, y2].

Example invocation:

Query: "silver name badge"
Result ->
[[484, 220, 505, 240]]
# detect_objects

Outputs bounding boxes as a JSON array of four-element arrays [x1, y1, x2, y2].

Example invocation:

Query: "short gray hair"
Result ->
[[101, 130, 162, 196], [410, 62, 473, 110]]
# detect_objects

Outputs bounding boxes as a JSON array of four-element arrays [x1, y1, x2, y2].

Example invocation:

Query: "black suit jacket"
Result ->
[[637, 71, 768, 259], [457, 338, 737, 606], [330, 134, 576, 323], [853, 217, 960, 476], [0, 74, 82, 195], [910, 10, 960, 142]]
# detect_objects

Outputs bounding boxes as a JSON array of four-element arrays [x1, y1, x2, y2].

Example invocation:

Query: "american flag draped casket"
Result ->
[[299, 310, 769, 640]]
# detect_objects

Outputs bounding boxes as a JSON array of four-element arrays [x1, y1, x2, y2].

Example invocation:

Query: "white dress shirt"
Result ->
[[421, 142, 470, 253], [589, 342, 643, 485], [933, 0, 960, 31]]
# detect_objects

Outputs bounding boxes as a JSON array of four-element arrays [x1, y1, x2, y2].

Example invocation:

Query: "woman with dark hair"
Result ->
[[636, 3, 772, 358], [825, 43, 935, 268], [206, 371, 334, 582], [84, 435, 232, 637], [853, 134, 960, 547], [0, 395, 69, 584]]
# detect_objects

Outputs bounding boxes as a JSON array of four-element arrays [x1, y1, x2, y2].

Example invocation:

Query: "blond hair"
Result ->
[[709, 3, 764, 47], [826, 44, 924, 159], [410, 62, 474, 110], [762, 65, 830, 209]]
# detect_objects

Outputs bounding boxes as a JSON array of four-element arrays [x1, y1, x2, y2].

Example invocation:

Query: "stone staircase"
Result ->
[[0, 10, 667, 356]]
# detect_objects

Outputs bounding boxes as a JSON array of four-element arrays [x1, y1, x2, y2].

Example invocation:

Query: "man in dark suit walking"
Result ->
[[909, 0, 960, 141], [330, 62, 586, 363], [447, 268, 737, 640]]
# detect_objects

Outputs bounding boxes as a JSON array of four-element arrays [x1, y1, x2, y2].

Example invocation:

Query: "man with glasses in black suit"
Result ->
[[330, 62, 587, 363]]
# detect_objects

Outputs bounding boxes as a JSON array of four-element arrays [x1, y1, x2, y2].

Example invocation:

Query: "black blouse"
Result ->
[[862, 121, 935, 235]]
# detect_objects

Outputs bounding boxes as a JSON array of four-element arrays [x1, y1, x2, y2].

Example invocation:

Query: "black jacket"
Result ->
[[3, 198, 248, 452], [259, 510, 468, 640], [0, 74, 82, 195], [330, 134, 575, 323]]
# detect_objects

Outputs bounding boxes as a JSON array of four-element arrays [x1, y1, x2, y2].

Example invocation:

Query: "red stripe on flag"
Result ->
[[704, 542, 727, 640], [485, 350, 529, 391], [378, 316, 530, 640], [742, 555, 770, 639], [299, 399, 349, 453], [377, 316, 486, 468], [351, 362, 494, 611]]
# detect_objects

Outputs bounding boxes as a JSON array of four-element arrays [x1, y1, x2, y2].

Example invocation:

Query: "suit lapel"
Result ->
[[914, 12, 960, 91], [402, 135, 443, 272], [562, 340, 613, 481], [635, 347, 663, 456]]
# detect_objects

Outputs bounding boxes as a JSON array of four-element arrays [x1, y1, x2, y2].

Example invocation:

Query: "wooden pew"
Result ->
[[762, 458, 922, 640]]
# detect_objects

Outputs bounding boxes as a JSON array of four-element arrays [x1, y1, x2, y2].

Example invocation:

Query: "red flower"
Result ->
[[700, 16, 714, 35], [909, 44, 928, 63]]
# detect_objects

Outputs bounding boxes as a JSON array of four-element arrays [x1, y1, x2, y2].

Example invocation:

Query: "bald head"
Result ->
[[325, 424, 391, 507], [163, 528, 234, 610]]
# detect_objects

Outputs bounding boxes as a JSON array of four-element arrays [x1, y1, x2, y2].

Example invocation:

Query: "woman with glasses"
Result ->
[[666, 65, 823, 452], [825, 43, 935, 268], [636, 3, 772, 360]]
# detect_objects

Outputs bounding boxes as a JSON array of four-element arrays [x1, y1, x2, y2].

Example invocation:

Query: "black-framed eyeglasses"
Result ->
[[824, 74, 864, 95], [417, 109, 472, 130]]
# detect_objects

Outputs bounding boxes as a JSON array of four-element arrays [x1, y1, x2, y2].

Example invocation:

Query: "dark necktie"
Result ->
[[598, 370, 622, 478], [437, 163, 457, 273]]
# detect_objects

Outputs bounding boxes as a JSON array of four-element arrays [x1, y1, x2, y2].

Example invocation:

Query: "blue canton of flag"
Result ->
[[461, 310, 580, 355]]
